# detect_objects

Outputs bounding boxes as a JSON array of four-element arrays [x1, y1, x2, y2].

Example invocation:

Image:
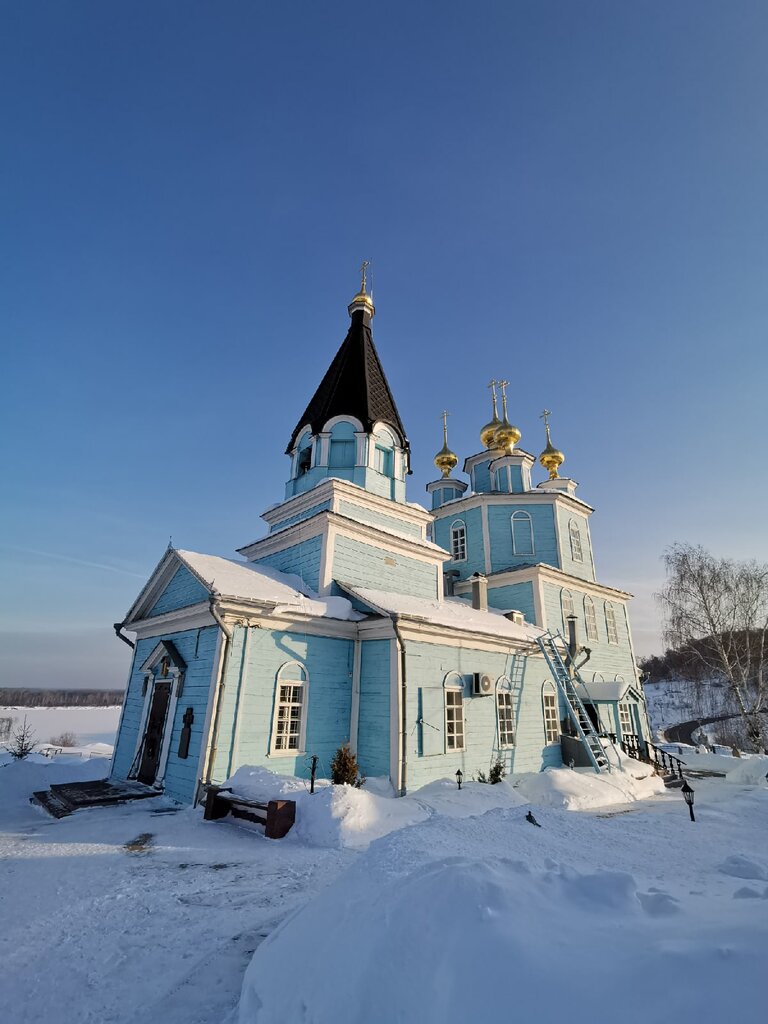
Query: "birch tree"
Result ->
[[657, 544, 768, 751]]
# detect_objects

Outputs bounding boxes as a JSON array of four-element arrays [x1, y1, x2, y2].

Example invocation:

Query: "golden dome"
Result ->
[[539, 409, 564, 480], [494, 380, 521, 453], [480, 379, 501, 449], [348, 259, 375, 317], [434, 442, 458, 478], [435, 411, 458, 478]]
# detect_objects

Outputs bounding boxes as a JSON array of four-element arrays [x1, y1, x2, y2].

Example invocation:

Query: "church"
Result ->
[[111, 271, 650, 805]]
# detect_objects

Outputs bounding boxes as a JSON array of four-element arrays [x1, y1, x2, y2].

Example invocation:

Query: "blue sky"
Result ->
[[2, 1, 767, 688]]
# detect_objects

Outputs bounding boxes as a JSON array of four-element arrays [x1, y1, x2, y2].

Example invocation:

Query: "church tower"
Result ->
[[284, 263, 410, 503]]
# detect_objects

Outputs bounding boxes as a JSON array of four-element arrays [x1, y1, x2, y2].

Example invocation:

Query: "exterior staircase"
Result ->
[[31, 779, 159, 818], [536, 630, 616, 774]]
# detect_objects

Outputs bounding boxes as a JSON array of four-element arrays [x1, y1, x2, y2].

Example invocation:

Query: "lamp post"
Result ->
[[681, 779, 695, 822], [456, 769, 463, 790]]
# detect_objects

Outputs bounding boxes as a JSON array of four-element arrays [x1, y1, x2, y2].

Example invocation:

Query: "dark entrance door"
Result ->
[[137, 680, 172, 785], [585, 703, 600, 731]]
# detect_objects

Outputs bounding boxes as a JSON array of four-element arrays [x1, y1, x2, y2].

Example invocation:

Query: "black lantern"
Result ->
[[681, 779, 695, 822], [456, 769, 463, 790]]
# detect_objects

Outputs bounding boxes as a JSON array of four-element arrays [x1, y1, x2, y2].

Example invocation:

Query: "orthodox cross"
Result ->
[[440, 410, 450, 445], [360, 259, 370, 293], [540, 408, 553, 441], [488, 379, 499, 416], [498, 379, 510, 418]]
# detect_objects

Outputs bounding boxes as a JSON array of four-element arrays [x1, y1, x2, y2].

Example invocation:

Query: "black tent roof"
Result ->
[[286, 309, 409, 459]]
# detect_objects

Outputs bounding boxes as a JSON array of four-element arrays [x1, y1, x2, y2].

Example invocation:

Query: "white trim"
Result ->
[[449, 519, 467, 562], [561, 589, 575, 629], [155, 669, 181, 787], [443, 673, 466, 753], [259, 477, 433, 530], [316, 431, 331, 467], [569, 519, 584, 564], [318, 524, 336, 595], [605, 602, 619, 644], [228, 626, 252, 774], [269, 662, 309, 757], [127, 605, 227, 638], [552, 502, 564, 569], [533, 576, 545, 628], [389, 638, 400, 789], [455, 562, 633, 601], [542, 681, 560, 745], [195, 628, 225, 794], [433, 488, 595, 520], [511, 510, 535, 556], [323, 414, 364, 433], [481, 504, 492, 574], [584, 594, 598, 641], [349, 639, 362, 754], [133, 672, 155, 765], [496, 675, 515, 748], [238, 519, 326, 560]]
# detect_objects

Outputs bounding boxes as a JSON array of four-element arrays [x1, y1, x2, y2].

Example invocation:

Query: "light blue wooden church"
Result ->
[[111, 273, 650, 804]]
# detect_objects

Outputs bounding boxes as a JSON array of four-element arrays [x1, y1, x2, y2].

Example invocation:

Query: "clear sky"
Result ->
[[2, 1, 767, 689]]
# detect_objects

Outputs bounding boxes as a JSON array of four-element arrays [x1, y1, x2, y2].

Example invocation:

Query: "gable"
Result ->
[[147, 565, 210, 618]]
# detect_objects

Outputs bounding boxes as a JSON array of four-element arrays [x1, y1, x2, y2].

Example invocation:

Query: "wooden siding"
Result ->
[[268, 501, 331, 534], [337, 499, 422, 538], [111, 625, 219, 804], [556, 506, 596, 581], [485, 581, 537, 623], [356, 639, 392, 778], [403, 641, 563, 792], [210, 626, 354, 783], [487, 504, 559, 573], [432, 505, 485, 581], [147, 565, 209, 617], [253, 536, 323, 593], [332, 535, 438, 598]]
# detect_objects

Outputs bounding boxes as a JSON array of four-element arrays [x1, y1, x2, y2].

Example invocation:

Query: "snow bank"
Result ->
[[0, 755, 110, 816], [513, 758, 665, 810], [237, 803, 768, 1024], [222, 768, 527, 849]]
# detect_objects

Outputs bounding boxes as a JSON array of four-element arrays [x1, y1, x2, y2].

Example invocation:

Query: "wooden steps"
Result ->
[[31, 779, 160, 818]]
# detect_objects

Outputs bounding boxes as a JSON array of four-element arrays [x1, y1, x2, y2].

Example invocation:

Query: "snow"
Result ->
[[339, 583, 544, 639], [176, 550, 363, 621], [0, 705, 121, 748], [1, 754, 766, 1024]]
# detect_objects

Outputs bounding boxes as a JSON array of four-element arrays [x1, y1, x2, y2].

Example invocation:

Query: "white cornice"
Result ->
[[455, 563, 632, 602], [238, 519, 326, 560], [260, 477, 432, 529]]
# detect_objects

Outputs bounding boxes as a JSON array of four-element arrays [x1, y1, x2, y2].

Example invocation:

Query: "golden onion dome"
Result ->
[[481, 379, 502, 449], [348, 259, 375, 318], [434, 441, 458, 478], [539, 409, 564, 479], [494, 416, 522, 454]]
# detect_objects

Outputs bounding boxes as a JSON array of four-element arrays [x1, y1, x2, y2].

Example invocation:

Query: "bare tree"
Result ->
[[4, 716, 37, 760], [49, 732, 78, 747], [657, 544, 767, 752]]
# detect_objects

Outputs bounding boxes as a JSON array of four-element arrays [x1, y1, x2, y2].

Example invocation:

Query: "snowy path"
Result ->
[[0, 761, 350, 1024]]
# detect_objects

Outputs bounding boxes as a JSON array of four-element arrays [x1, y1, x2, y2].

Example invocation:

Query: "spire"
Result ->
[[286, 270, 408, 456], [434, 410, 458, 478], [539, 408, 565, 479], [493, 379, 522, 454], [480, 380, 502, 449]]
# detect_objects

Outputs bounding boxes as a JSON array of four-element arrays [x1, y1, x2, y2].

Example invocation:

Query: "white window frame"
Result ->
[[584, 595, 598, 642], [270, 662, 309, 756], [619, 702, 634, 737], [542, 683, 560, 745], [561, 589, 575, 629], [569, 519, 583, 563], [511, 510, 534, 556], [605, 603, 619, 644], [496, 677, 515, 748], [444, 674, 465, 752], [450, 519, 467, 562]]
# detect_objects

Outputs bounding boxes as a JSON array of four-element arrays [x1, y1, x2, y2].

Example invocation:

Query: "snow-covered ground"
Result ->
[[1, 753, 766, 1024], [0, 705, 121, 748], [644, 678, 735, 736]]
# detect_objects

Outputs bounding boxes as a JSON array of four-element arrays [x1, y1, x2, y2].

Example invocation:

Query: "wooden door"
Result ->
[[137, 680, 172, 785]]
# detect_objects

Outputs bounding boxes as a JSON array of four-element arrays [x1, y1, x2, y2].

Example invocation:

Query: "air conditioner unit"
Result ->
[[473, 673, 494, 696]]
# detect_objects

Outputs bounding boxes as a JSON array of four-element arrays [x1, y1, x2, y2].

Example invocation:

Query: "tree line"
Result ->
[[0, 688, 125, 708]]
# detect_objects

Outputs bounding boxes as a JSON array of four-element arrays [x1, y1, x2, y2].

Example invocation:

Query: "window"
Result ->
[[584, 596, 598, 641], [561, 589, 575, 629], [569, 520, 583, 563], [450, 520, 467, 561], [605, 603, 619, 644], [374, 445, 393, 477], [619, 703, 634, 737], [445, 687, 465, 751], [542, 683, 559, 745], [297, 445, 312, 476], [271, 664, 308, 754], [497, 681, 515, 747], [511, 511, 534, 555], [329, 439, 355, 468]]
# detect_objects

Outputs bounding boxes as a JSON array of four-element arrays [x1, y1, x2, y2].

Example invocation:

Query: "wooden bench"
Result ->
[[203, 785, 296, 839]]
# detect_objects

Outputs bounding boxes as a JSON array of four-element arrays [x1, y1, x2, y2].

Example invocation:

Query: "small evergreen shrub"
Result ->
[[330, 744, 365, 788], [4, 717, 36, 760], [476, 758, 506, 784]]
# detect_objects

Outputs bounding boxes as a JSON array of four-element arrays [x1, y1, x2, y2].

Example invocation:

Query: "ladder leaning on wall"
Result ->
[[536, 630, 615, 774]]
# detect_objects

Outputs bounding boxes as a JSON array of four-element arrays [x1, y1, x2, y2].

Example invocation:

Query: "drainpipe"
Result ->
[[392, 616, 408, 796], [113, 622, 135, 649], [202, 594, 234, 785]]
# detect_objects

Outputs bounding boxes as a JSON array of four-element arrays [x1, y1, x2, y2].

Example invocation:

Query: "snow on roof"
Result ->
[[175, 550, 362, 621], [338, 584, 544, 643]]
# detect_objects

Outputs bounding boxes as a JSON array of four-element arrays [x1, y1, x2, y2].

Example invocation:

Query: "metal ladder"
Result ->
[[536, 630, 612, 773]]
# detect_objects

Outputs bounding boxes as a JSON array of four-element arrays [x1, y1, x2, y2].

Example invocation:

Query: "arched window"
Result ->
[[592, 672, 605, 683], [328, 419, 358, 470], [605, 603, 619, 644], [569, 519, 583, 563], [511, 511, 534, 555], [584, 596, 598, 641], [619, 703, 634, 738], [450, 520, 467, 562], [271, 663, 308, 755], [295, 430, 314, 477], [561, 589, 575, 630], [444, 673, 465, 751], [496, 676, 515, 748], [373, 425, 396, 478], [542, 683, 559, 745]]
